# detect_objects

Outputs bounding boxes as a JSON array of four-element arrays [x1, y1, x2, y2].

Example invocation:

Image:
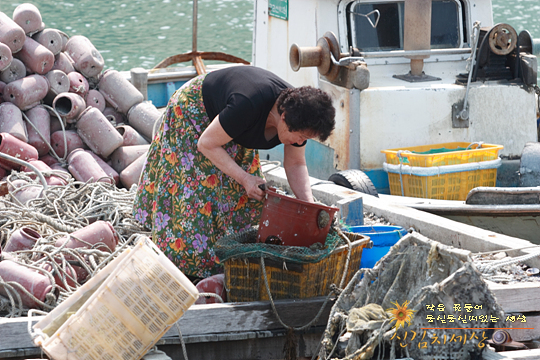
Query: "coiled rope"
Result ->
[[0, 169, 150, 317]]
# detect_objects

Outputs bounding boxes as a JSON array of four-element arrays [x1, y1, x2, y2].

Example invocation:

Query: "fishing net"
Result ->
[[0, 171, 150, 317], [320, 231, 506, 360], [215, 226, 345, 264]]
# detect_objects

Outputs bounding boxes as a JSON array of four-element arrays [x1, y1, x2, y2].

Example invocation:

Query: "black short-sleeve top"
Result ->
[[201, 66, 294, 150]]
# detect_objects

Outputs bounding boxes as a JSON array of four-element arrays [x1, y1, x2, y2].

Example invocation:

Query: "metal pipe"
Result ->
[[192, 0, 198, 53], [403, 0, 432, 75], [358, 48, 471, 59], [459, 21, 482, 121]]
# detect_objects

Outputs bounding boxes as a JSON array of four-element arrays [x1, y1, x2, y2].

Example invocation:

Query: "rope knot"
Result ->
[[330, 283, 342, 296]]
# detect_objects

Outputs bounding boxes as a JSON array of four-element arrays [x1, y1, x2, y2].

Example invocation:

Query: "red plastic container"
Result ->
[[256, 187, 339, 247]]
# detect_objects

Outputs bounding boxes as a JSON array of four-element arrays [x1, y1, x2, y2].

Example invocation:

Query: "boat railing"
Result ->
[[340, 48, 471, 63]]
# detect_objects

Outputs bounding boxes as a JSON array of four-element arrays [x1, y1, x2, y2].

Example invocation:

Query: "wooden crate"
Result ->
[[224, 233, 371, 302]]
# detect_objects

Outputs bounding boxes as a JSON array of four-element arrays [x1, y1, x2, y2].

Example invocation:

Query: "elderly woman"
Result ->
[[133, 66, 335, 279]]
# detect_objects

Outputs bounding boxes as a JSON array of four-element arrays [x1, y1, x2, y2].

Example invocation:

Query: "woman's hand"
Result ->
[[241, 174, 267, 201], [198, 116, 266, 201]]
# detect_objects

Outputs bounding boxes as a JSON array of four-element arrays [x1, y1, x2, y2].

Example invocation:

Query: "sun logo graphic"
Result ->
[[387, 300, 416, 329]]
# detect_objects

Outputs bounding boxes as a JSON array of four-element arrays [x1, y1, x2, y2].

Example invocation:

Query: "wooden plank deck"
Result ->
[[0, 296, 332, 360], [4, 169, 540, 359]]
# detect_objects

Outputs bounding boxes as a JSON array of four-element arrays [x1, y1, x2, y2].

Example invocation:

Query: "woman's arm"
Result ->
[[198, 116, 267, 201], [283, 144, 314, 202]]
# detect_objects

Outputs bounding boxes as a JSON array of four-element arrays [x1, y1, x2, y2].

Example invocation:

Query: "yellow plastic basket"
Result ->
[[224, 233, 371, 302], [381, 142, 504, 200], [32, 237, 199, 360]]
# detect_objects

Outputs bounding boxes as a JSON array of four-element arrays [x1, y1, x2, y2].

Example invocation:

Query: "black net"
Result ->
[[215, 226, 345, 264], [320, 232, 506, 360]]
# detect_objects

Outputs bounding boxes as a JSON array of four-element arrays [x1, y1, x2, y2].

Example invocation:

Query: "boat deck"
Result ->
[[3, 166, 540, 359]]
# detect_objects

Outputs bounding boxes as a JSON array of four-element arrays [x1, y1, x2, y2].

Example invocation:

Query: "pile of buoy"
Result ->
[[0, 3, 160, 203]]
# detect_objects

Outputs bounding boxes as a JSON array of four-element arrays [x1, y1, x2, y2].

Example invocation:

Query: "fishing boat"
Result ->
[[241, 0, 540, 243], [4, 167, 540, 360], [130, 0, 540, 195], [2, 0, 540, 359], [378, 187, 540, 243]]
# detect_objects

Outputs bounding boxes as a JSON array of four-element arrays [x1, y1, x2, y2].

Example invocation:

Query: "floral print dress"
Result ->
[[133, 74, 264, 278]]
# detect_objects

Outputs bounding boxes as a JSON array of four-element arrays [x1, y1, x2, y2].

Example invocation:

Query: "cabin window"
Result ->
[[347, 0, 463, 52]]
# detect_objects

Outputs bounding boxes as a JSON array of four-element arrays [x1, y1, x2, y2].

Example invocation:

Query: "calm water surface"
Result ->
[[2, 0, 254, 71], [1, 0, 538, 72]]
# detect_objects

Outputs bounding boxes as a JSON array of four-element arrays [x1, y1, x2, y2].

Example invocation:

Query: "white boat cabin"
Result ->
[[253, 0, 540, 192]]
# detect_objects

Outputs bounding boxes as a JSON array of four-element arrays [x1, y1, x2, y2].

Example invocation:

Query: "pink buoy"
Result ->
[[49, 115, 64, 134], [57, 31, 69, 52], [86, 150, 119, 185], [71, 265, 89, 284], [3, 227, 41, 252], [0, 259, 56, 309], [25, 105, 51, 157], [52, 92, 86, 123], [85, 89, 105, 112], [32, 29, 63, 56], [67, 148, 112, 183], [116, 125, 149, 146], [0, 102, 27, 142], [7, 179, 42, 205], [3, 74, 49, 111], [98, 69, 143, 114], [110, 144, 150, 173], [0, 42, 13, 72], [43, 69, 69, 105], [0, 132, 38, 170], [64, 35, 104, 78], [0, 58, 26, 84], [103, 106, 126, 125], [127, 101, 162, 140], [39, 154, 57, 166], [195, 274, 226, 304], [119, 152, 147, 189], [41, 261, 78, 290], [0, 81, 5, 103], [55, 220, 118, 253], [52, 52, 75, 74], [49, 162, 71, 176], [76, 107, 124, 158], [14, 36, 54, 75], [0, 12, 26, 54], [12, 3, 44, 36], [67, 71, 89, 97], [22, 159, 67, 186], [50, 129, 86, 158]]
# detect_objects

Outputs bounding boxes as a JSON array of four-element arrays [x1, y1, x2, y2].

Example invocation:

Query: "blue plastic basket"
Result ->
[[348, 225, 407, 268]]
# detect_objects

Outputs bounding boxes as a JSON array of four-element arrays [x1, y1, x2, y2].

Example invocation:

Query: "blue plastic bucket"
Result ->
[[348, 225, 407, 268]]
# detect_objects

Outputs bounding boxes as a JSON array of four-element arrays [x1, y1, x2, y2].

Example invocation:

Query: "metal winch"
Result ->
[[289, 31, 370, 90]]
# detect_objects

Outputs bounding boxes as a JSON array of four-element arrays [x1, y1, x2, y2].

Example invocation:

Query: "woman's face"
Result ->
[[277, 113, 316, 146]]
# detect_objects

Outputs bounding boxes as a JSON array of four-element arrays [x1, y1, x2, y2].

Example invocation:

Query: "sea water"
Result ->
[[1, 0, 254, 71], [0, 0, 537, 72]]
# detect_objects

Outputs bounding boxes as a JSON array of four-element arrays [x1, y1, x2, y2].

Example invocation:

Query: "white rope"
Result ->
[[197, 292, 224, 303], [475, 251, 540, 274], [42, 104, 68, 162], [174, 322, 190, 360], [383, 158, 502, 176], [0, 174, 150, 316]]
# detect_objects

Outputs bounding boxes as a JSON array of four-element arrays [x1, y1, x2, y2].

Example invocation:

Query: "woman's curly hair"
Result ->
[[276, 86, 335, 142]]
